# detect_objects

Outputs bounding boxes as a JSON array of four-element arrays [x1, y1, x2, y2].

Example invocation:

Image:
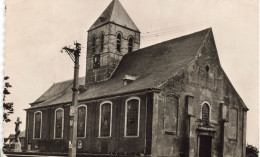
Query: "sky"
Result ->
[[2, 0, 259, 148]]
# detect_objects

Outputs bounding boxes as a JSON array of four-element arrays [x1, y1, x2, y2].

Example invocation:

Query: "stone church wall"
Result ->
[[151, 32, 246, 157], [86, 24, 140, 83]]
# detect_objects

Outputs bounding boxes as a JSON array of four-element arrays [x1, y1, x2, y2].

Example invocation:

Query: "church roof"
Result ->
[[28, 28, 247, 110], [6, 131, 25, 139], [88, 0, 139, 32], [30, 28, 211, 108]]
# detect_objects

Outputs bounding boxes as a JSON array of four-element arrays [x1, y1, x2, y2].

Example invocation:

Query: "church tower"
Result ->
[[85, 0, 140, 84]]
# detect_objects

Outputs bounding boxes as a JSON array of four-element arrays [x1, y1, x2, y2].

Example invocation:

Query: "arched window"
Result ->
[[228, 108, 238, 140], [128, 37, 133, 53], [99, 101, 112, 137], [100, 33, 104, 52], [54, 108, 64, 138], [117, 33, 121, 52], [163, 94, 178, 134], [92, 36, 96, 53], [124, 97, 140, 137], [77, 105, 87, 138], [201, 103, 210, 122], [33, 111, 42, 139]]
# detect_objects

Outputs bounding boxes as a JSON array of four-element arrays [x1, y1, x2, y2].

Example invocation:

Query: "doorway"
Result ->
[[199, 135, 212, 157]]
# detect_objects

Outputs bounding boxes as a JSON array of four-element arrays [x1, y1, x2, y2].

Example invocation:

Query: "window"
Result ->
[[77, 105, 87, 137], [205, 65, 210, 72], [93, 54, 100, 69], [99, 101, 112, 137], [128, 37, 133, 53], [92, 35, 96, 53], [163, 94, 178, 134], [54, 108, 64, 139], [33, 111, 42, 139], [201, 103, 210, 121], [100, 33, 104, 51], [228, 108, 238, 140], [124, 97, 140, 137], [117, 33, 121, 51]]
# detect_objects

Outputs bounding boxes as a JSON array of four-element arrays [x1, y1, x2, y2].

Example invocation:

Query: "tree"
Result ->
[[3, 76, 14, 122], [246, 144, 259, 157]]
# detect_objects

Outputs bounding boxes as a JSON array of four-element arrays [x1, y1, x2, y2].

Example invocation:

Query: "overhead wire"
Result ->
[[141, 11, 258, 40]]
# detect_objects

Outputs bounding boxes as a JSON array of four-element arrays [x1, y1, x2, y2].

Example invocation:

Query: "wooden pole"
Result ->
[[65, 42, 81, 157]]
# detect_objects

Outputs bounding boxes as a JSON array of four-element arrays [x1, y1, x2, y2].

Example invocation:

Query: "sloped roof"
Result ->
[[89, 0, 139, 31], [8, 134, 15, 138], [29, 28, 210, 109], [6, 131, 25, 139]]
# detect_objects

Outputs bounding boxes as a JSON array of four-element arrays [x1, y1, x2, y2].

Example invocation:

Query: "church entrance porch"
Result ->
[[199, 135, 212, 157], [196, 119, 216, 157]]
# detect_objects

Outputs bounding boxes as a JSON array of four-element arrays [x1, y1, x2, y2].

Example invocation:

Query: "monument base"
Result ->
[[10, 142, 22, 152]]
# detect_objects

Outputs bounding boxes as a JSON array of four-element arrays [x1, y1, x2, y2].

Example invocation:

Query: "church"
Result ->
[[24, 0, 248, 157]]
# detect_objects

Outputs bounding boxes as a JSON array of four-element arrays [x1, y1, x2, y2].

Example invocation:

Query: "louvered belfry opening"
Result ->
[[202, 103, 210, 122], [92, 36, 96, 53], [128, 37, 133, 53], [100, 33, 104, 52], [117, 33, 122, 52]]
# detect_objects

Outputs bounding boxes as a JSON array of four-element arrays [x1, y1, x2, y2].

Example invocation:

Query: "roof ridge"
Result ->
[[107, 0, 116, 21], [123, 28, 211, 58], [145, 28, 210, 49]]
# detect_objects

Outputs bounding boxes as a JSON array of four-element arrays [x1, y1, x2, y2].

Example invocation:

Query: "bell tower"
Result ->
[[85, 0, 140, 84]]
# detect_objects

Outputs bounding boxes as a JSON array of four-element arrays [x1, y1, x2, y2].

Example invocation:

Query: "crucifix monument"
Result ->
[[10, 117, 22, 152]]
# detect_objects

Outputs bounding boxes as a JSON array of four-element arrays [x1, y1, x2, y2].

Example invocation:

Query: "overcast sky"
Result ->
[[3, 0, 259, 147]]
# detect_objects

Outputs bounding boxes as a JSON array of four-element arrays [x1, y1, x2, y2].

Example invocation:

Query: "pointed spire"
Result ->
[[89, 0, 139, 32]]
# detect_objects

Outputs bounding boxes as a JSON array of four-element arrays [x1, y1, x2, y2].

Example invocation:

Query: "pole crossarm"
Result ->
[[61, 47, 76, 62]]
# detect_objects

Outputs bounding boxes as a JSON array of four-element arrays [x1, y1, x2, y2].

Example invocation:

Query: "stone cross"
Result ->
[[14, 117, 22, 142]]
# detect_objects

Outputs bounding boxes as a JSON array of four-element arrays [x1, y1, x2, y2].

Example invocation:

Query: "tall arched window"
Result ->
[[54, 108, 64, 139], [100, 33, 104, 52], [99, 101, 112, 137], [92, 35, 96, 53], [128, 37, 133, 53], [164, 94, 178, 134], [228, 108, 238, 140], [201, 103, 210, 122], [33, 111, 42, 139], [124, 97, 140, 137], [117, 33, 121, 52], [77, 105, 87, 138]]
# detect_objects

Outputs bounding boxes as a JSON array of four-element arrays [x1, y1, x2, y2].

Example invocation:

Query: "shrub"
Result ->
[[246, 144, 259, 157]]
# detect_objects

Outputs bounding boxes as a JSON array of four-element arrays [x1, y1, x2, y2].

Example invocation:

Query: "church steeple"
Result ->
[[88, 0, 139, 32], [85, 0, 140, 84]]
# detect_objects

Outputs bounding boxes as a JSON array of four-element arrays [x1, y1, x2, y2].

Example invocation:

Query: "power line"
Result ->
[[141, 12, 258, 40]]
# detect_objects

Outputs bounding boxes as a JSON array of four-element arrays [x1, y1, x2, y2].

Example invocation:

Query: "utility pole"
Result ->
[[61, 41, 81, 157]]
